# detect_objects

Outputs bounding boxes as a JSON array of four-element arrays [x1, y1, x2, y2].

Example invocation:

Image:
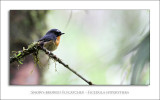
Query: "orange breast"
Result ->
[[55, 36, 60, 46]]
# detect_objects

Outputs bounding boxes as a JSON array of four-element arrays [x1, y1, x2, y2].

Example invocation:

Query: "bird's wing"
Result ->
[[38, 34, 56, 42]]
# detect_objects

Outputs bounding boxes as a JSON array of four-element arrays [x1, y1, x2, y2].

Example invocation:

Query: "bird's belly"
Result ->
[[44, 40, 57, 51]]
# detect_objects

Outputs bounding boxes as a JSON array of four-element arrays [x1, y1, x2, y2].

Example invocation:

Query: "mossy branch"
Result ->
[[10, 43, 93, 85]]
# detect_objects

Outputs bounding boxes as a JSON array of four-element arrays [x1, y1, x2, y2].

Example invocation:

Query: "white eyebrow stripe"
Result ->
[[56, 29, 61, 33]]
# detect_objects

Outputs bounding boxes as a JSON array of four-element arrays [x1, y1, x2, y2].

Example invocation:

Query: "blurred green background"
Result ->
[[10, 10, 150, 85]]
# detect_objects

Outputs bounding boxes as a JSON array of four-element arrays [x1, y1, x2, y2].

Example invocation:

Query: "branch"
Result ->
[[10, 43, 94, 85], [10, 44, 37, 63]]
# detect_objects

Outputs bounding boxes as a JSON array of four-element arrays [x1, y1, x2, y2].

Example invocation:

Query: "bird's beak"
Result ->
[[61, 33, 65, 35]]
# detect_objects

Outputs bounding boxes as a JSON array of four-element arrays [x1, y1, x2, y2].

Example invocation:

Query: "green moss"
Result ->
[[28, 42, 38, 49]]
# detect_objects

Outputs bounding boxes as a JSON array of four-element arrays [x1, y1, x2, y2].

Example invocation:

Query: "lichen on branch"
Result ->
[[10, 43, 93, 85]]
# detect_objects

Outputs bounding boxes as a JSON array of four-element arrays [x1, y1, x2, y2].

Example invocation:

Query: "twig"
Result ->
[[64, 10, 72, 30], [10, 44, 93, 85], [39, 46, 93, 85]]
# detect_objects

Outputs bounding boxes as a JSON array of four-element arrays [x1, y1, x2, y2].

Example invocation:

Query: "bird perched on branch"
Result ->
[[38, 29, 65, 51]]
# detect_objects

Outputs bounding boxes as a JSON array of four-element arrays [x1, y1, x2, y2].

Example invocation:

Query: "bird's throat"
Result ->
[[56, 36, 60, 46]]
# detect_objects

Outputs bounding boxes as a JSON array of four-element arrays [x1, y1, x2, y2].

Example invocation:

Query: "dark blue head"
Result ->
[[46, 29, 65, 37]]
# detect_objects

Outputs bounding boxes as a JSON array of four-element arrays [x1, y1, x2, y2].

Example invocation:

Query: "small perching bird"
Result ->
[[38, 29, 65, 51]]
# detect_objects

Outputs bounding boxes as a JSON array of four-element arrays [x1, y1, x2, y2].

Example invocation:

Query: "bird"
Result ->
[[38, 29, 65, 51]]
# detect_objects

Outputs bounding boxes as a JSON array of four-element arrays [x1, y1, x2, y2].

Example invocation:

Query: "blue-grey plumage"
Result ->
[[38, 29, 65, 51]]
